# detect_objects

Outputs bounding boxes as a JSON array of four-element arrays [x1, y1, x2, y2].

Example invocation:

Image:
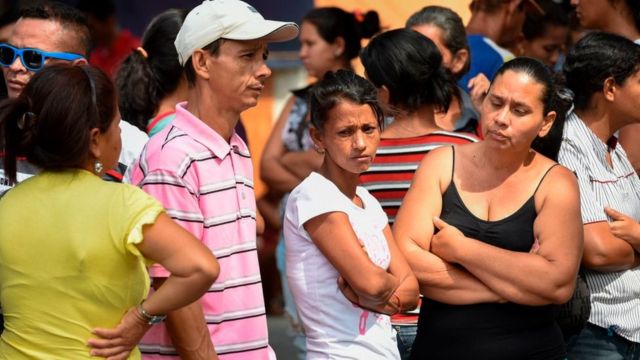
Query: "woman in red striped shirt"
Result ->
[[359, 28, 478, 359]]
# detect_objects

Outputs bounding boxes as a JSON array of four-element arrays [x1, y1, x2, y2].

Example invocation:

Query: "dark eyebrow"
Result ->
[[240, 43, 269, 54], [489, 93, 532, 109], [488, 93, 505, 102], [512, 100, 532, 109], [238, 45, 262, 54]]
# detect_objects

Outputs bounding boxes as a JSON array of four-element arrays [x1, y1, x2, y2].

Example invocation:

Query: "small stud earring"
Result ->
[[94, 160, 104, 174], [314, 145, 325, 154]]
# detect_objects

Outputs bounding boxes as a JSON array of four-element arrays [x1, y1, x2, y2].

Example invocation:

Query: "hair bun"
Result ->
[[357, 10, 381, 39]]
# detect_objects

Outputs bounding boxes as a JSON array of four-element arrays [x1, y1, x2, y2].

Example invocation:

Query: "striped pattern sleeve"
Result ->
[[138, 168, 204, 278], [557, 139, 608, 224]]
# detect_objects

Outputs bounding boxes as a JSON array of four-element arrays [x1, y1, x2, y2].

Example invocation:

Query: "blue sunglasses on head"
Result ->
[[0, 43, 84, 72]]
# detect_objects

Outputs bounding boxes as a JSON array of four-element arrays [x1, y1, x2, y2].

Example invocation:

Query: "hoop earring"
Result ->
[[94, 160, 104, 174]]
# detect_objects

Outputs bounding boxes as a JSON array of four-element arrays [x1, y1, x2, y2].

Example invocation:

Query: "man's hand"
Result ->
[[605, 207, 640, 248], [87, 307, 151, 359]]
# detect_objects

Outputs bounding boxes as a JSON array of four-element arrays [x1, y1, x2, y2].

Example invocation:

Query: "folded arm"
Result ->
[[432, 166, 583, 305], [394, 146, 503, 305], [305, 212, 399, 310]]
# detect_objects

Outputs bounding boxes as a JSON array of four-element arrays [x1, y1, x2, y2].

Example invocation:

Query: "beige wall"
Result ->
[[315, 0, 471, 28]]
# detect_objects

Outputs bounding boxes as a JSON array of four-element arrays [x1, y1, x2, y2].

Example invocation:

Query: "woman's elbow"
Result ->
[[402, 291, 420, 311], [400, 276, 420, 310], [549, 283, 576, 305], [582, 249, 635, 272], [353, 275, 394, 301], [196, 256, 220, 285], [259, 162, 276, 185]]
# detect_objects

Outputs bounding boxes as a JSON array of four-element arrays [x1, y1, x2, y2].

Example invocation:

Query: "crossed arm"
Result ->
[[578, 208, 640, 272], [304, 212, 419, 314], [394, 147, 583, 306], [394, 147, 504, 305]]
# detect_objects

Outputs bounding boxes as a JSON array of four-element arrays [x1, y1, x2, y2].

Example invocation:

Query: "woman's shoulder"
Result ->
[[428, 130, 480, 144], [531, 156, 579, 204], [290, 172, 337, 202], [422, 143, 459, 166]]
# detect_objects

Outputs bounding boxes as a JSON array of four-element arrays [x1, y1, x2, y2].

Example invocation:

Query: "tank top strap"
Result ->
[[450, 145, 456, 180], [533, 163, 560, 196]]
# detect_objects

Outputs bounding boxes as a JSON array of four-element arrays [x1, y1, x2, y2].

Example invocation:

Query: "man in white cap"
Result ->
[[126, 1, 298, 358]]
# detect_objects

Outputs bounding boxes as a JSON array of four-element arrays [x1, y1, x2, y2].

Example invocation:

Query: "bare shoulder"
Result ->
[[535, 161, 579, 208], [421, 142, 474, 167], [451, 141, 481, 158], [416, 145, 455, 180]]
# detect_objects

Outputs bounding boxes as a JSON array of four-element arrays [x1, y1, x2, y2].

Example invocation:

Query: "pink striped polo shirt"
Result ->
[[128, 102, 274, 359]]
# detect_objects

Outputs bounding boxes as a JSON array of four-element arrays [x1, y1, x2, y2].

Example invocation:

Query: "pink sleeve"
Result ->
[[139, 169, 204, 278]]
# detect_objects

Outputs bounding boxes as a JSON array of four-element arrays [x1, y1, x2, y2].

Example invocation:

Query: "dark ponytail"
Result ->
[[361, 28, 454, 114], [1, 65, 115, 184], [116, 8, 188, 132], [357, 10, 381, 40], [530, 80, 573, 161], [303, 7, 381, 61]]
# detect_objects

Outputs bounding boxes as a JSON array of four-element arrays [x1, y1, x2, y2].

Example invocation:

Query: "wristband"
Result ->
[[137, 302, 167, 325]]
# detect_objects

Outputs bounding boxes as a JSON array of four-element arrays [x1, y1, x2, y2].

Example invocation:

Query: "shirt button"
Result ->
[[241, 192, 246, 200]]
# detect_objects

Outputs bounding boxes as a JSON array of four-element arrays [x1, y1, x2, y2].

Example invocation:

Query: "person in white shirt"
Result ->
[[559, 31, 640, 360], [570, 0, 640, 174], [283, 69, 419, 359]]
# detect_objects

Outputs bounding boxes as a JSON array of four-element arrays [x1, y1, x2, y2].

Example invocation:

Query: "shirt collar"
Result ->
[[569, 111, 618, 156], [172, 102, 247, 159]]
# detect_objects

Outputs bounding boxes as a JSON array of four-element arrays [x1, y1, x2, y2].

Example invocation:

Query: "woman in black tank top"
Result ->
[[394, 58, 582, 360]]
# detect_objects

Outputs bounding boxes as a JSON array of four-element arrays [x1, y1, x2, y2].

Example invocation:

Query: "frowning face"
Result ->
[[312, 100, 381, 175], [482, 70, 555, 151]]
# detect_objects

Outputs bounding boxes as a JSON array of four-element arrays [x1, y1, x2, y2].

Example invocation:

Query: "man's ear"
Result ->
[[72, 58, 88, 66], [450, 49, 469, 76], [192, 49, 211, 81]]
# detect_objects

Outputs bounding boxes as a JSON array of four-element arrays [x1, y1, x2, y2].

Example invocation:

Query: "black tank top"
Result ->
[[410, 147, 565, 360]]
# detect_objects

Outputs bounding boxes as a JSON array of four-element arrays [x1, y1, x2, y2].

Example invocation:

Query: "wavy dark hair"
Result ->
[[309, 69, 384, 131], [0, 65, 115, 183], [563, 31, 640, 112]]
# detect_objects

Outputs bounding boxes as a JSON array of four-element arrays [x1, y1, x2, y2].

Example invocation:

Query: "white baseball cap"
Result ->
[[175, 0, 299, 65]]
